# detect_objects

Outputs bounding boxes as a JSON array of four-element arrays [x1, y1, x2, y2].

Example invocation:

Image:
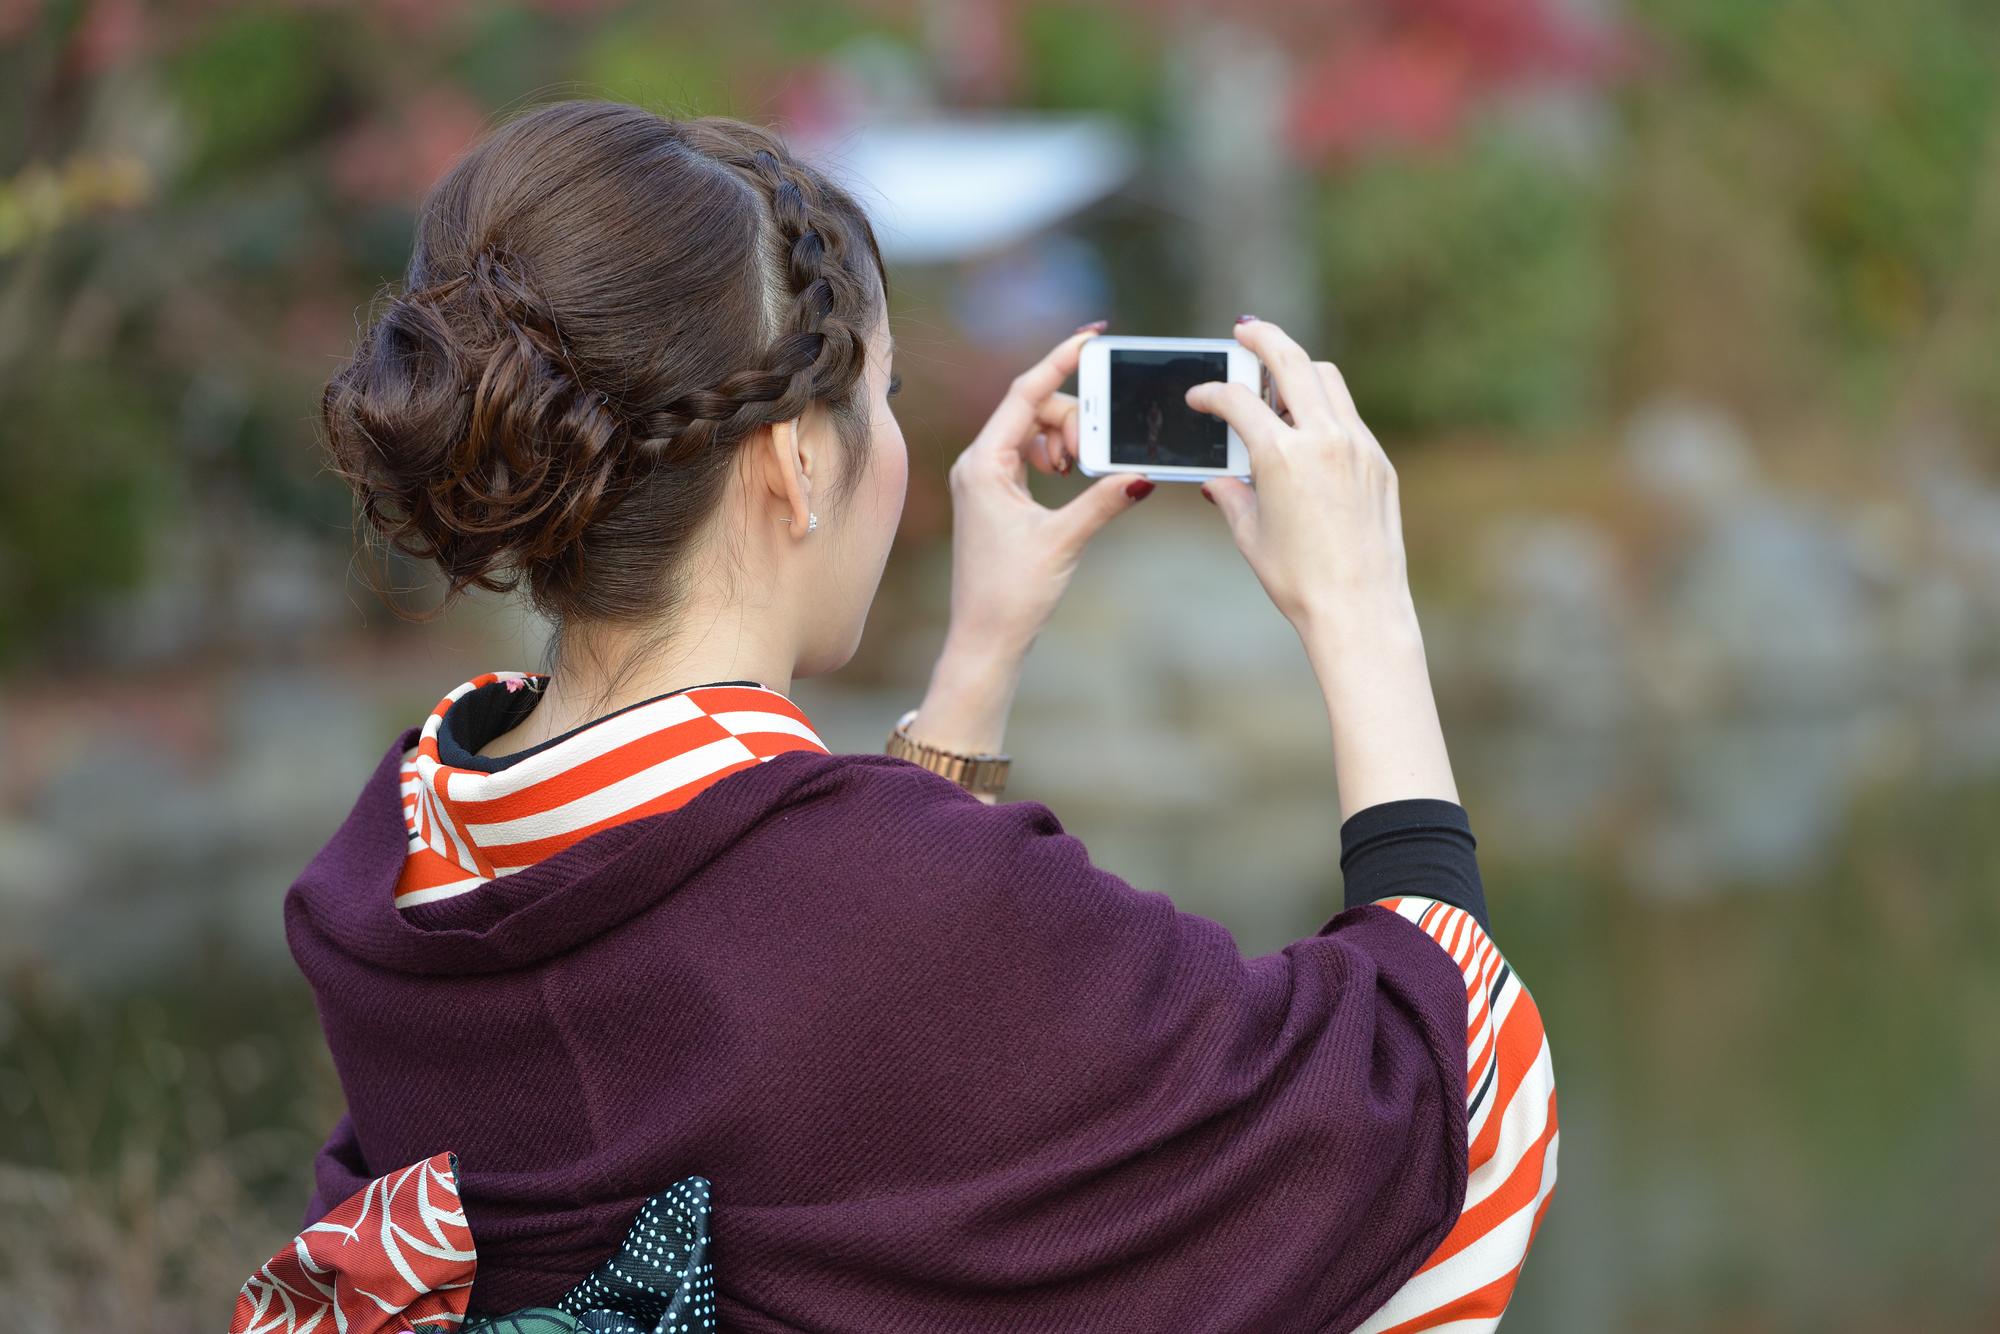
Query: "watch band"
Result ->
[[884, 710, 1011, 796]]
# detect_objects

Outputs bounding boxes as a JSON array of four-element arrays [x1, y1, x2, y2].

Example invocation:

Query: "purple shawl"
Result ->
[[288, 735, 1468, 1332]]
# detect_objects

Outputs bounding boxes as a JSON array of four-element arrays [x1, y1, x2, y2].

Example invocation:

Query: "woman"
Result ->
[[262, 101, 1554, 1333]]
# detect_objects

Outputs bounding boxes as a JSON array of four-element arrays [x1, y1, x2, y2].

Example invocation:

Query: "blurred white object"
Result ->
[[799, 117, 1138, 265], [951, 233, 1110, 349]]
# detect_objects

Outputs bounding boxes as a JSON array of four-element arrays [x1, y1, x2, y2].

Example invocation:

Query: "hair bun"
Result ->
[[324, 248, 633, 608]]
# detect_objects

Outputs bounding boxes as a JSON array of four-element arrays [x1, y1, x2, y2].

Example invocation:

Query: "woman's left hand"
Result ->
[[908, 326, 1149, 760]]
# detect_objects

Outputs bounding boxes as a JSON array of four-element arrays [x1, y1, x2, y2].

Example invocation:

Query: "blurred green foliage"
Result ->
[[0, 370, 163, 659], [1019, 4, 1160, 127], [170, 10, 340, 180], [1316, 134, 1609, 434], [579, 2, 878, 115], [0, 959, 345, 1327], [1624, 0, 2000, 423], [0, 961, 338, 1206]]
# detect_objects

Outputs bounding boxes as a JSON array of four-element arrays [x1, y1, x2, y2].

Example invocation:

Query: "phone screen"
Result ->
[[1108, 350, 1229, 468]]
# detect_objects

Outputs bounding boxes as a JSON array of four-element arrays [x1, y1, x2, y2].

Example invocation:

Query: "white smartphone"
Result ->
[[1076, 335, 1260, 480]]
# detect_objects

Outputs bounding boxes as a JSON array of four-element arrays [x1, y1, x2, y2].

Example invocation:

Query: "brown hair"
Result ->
[[323, 101, 886, 626]]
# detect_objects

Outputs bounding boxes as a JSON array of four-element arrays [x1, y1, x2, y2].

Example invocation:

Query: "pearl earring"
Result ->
[[807, 512, 819, 535]]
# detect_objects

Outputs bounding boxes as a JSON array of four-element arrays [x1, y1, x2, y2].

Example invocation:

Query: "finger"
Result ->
[[1201, 476, 1257, 538], [1053, 472, 1149, 549], [1185, 380, 1286, 467], [1233, 319, 1336, 433], [1314, 361, 1381, 454], [977, 330, 1098, 460], [1034, 392, 1080, 472], [1266, 375, 1296, 428], [1026, 432, 1061, 475]]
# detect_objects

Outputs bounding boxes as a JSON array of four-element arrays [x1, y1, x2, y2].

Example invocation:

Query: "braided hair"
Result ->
[[322, 102, 887, 625]]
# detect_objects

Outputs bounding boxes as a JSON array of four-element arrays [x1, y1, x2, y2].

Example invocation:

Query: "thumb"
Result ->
[[1055, 472, 1150, 551]]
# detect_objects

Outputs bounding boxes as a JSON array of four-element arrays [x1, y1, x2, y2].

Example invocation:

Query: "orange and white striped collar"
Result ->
[[395, 672, 828, 910]]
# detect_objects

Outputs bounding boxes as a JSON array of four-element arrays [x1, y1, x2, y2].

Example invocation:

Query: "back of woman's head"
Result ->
[[324, 101, 886, 626]]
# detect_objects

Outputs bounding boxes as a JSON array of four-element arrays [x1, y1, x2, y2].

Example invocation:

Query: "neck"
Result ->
[[479, 596, 799, 759]]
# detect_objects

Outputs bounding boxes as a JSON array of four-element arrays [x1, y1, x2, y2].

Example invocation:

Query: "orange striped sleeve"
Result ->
[[1355, 897, 1558, 1334]]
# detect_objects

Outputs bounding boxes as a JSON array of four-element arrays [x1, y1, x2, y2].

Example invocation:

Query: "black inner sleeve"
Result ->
[[1338, 798, 1491, 935]]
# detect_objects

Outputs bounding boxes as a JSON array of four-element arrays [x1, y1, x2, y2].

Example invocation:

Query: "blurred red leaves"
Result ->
[[1284, 0, 1624, 159], [364, 0, 476, 41], [0, 0, 40, 45], [1293, 33, 1470, 152], [70, 0, 147, 75], [928, 0, 1018, 106], [331, 86, 486, 203], [976, 0, 1623, 162]]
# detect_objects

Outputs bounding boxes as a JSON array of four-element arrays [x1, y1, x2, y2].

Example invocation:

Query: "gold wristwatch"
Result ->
[[884, 710, 1011, 796]]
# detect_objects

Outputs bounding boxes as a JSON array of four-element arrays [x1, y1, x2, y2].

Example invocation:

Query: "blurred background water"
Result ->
[[4, 0, 2000, 1329]]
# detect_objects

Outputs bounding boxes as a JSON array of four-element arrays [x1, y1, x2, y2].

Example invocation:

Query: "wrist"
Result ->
[[1295, 595, 1458, 817], [911, 636, 1029, 756], [937, 602, 1043, 664], [1294, 587, 1425, 668], [887, 710, 1011, 801]]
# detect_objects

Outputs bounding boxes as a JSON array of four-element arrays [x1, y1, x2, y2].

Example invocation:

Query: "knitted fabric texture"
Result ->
[[289, 742, 1470, 1333]]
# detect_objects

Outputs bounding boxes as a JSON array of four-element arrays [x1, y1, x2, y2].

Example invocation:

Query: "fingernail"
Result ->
[[1075, 320, 1109, 335], [1200, 484, 1216, 505], [1059, 455, 1072, 475], [1236, 314, 1260, 324], [1126, 479, 1155, 502]]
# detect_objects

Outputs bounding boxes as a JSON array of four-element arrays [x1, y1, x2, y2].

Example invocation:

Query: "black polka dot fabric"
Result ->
[[556, 1177, 715, 1334], [458, 1178, 715, 1334]]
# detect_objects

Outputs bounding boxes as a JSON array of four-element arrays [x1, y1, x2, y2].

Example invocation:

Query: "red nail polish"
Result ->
[[1126, 479, 1155, 501], [1235, 314, 1260, 324], [1200, 485, 1215, 505], [1059, 456, 1072, 475], [1075, 319, 1109, 335]]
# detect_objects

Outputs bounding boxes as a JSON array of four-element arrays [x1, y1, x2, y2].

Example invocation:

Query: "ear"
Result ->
[[760, 418, 814, 541]]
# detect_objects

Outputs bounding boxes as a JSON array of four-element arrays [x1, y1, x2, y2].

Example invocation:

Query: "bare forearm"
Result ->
[[909, 633, 1030, 757], [1299, 595, 1459, 821]]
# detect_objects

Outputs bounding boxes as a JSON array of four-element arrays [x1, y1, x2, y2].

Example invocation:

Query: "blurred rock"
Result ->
[[1475, 515, 1632, 729], [1457, 724, 1629, 860], [1624, 397, 1754, 513], [1624, 400, 1871, 709], [1423, 397, 2000, 896], [1625, 715, 1872, 899], [1, 666, 425, 987], [1918, 458, 2000, 646], [0, 817, 82, 971], [1659, 495, 1872, 711]]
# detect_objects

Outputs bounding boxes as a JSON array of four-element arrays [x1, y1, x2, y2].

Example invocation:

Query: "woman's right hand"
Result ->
[[1187, 319, 1411, 633], [1187, 318, 1460, 819]]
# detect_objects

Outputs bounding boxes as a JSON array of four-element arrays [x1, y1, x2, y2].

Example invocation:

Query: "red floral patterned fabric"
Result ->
[[232, 1152, 474, 1334]]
